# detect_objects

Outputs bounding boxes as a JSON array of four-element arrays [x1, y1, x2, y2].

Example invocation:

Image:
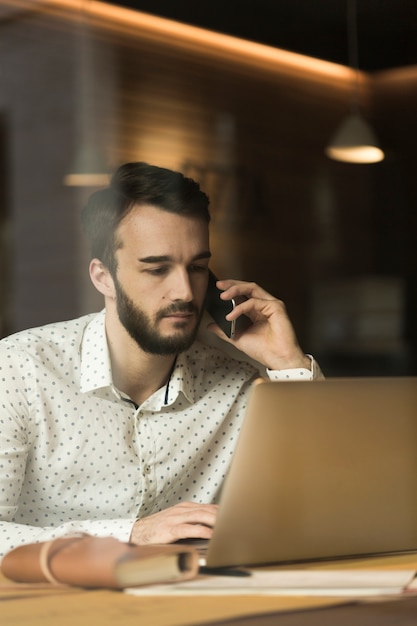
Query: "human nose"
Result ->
[[171, 268, 193, 302]]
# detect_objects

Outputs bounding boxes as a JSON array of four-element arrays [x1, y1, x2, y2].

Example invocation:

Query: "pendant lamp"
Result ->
[[63, 0, 109, 186], [325, 0, 384, 164]]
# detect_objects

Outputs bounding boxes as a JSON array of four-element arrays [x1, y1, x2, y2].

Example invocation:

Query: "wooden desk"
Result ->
[[0, 578, 345, 626], [2, 553, 417, 626]]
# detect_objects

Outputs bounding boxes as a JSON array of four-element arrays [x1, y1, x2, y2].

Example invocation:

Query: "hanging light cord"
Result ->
[[347, 0, 360, 113]]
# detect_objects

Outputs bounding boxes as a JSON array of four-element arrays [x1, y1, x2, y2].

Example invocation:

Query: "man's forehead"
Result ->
[[115, 206, 210, 257]]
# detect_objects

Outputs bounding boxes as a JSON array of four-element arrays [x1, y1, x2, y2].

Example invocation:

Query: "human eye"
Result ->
[[146, 266, 169, 276], [189, 264, 208, 273]]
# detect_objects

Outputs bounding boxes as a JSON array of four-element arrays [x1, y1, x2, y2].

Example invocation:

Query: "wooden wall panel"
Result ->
[[2, 2, 416, 372], [100, 27, 378, 349]]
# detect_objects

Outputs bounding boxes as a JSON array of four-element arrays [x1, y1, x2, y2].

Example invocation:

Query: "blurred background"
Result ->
[[1, 0, 417, 376]]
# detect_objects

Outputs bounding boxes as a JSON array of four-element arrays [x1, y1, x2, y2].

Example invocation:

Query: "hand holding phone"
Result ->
[[205, 270, 252, 339]]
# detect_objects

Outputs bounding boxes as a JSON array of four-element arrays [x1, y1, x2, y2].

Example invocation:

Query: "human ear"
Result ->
[[89, 258, 115, 298]]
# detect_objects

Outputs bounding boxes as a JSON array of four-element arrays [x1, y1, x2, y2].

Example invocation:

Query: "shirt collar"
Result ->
[[79, 310, 113, 393], [163, 351, 196, 406]]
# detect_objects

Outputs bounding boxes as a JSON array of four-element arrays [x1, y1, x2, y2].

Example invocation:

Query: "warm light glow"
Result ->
[[325, 146, 385, 164], [63, 173, 110, 186], [38, 0, 389, 171], [41, 0, 356, 85], [325, 113, 385, 164]]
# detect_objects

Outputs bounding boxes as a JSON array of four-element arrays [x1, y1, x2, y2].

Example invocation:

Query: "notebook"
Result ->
[[202, 376, 417, 568]]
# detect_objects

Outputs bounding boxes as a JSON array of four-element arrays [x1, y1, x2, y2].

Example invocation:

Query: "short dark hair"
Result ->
[[81, 162, 210, 274]]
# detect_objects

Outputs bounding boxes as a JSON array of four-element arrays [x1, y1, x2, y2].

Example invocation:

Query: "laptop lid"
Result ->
[[205, 377, 417, 568]]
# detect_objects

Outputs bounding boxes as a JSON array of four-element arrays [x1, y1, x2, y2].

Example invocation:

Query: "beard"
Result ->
[[113, 277, 203, 355]]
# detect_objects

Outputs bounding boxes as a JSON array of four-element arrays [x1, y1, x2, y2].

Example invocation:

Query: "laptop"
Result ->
[[201, 376, 417, 568]]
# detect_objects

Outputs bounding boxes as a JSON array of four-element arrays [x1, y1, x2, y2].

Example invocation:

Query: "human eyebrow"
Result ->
[[139, 251, 211, 264], [139, 255, 172, 264], [191, 251, 212, 262]]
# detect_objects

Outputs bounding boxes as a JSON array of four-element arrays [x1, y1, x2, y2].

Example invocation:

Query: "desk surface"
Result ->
[[2, 552, 417, 626]]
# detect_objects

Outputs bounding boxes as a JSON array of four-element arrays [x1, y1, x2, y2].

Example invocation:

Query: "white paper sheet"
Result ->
[[125, 568, 417, 596]]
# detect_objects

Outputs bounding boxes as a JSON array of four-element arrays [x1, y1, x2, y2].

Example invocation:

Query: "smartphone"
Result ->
[[205, 270, 252, 339]]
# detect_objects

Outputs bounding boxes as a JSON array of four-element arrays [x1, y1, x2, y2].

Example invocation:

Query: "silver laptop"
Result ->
[[203, 377, 417, 568]]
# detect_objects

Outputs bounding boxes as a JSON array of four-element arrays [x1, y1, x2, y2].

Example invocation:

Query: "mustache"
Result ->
[[157, 302, 199, 319]]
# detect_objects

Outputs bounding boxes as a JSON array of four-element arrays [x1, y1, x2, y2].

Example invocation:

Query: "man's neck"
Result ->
[[105, 314, 178, 407]]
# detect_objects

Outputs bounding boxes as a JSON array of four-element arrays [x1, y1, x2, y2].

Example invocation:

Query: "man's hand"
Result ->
[[207, 279, 311, 372], [130, 502, 218, 545]]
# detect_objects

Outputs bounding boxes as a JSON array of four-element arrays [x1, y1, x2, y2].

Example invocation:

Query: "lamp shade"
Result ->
[[325, 113, 384, 164], [63, 143, 110, 187]]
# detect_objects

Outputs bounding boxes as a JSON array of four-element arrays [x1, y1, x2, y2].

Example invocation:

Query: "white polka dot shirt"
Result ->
[[0, 310, 319, 557]]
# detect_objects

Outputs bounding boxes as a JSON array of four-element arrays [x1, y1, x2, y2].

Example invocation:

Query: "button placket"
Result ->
[[136, 415, 156, 504]]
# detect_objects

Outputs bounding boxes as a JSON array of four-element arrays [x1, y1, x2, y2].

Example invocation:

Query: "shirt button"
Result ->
[[143, 465, 151, 475]]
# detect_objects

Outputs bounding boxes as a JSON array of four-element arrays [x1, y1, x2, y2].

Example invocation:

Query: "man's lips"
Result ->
[[157, 306, 198, 324], [164, 312, 194, 320]]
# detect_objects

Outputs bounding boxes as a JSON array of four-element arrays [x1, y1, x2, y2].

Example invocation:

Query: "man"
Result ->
[[0, 162, 322, 557]]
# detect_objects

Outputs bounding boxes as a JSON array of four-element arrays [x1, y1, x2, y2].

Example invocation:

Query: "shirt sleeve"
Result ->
[[0, 519, 135, 558], [266, 355, 324, 381]]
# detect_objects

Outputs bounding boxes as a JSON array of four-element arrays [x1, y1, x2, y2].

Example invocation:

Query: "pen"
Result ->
[[199, 566, 251, 577]]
